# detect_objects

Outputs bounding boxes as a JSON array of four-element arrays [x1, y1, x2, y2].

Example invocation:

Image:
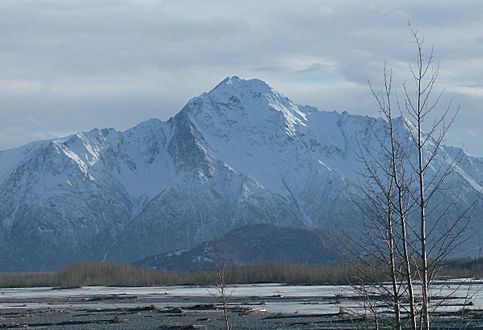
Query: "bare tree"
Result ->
[[355, 65, 419, 329], [401, 29, 473, 329], [368, 65, 418, 329], [356, 29, 473, 329], [208, 266, 232, 330]]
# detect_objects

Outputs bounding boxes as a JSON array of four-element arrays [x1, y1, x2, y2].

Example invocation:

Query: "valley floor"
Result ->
[[0, 283, 482, 329]]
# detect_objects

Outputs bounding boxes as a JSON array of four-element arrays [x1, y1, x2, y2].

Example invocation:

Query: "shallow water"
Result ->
[[0, 280, 481, 315]]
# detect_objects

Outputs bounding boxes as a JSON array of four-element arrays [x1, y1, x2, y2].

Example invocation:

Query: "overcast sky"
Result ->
[[0, 0, 482, 156]]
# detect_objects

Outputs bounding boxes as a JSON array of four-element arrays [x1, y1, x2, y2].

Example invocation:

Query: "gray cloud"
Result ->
[[0, 0, 482, 156]]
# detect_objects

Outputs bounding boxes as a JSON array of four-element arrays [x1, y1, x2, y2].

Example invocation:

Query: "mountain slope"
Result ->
[[137, 224, 350, 271], [0, 76, 481, 271]]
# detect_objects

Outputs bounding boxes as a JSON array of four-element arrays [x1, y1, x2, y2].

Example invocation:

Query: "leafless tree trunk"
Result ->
[[354, 150, 401, 328], [409, 31, 431, 330], [368, 66, 417, 330], [218, 269, 231, 330], [401, 29, 472, 329], [208, 266, 231, 330], [386, 200, 402, 330]]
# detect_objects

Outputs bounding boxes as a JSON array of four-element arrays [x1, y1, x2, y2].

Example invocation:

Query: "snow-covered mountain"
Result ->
[[0, 76, 481, 271]]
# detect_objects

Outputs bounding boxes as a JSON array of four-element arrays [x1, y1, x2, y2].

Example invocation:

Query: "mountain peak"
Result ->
[[183, 76, 307, 138], [210, 76, 273, 95]]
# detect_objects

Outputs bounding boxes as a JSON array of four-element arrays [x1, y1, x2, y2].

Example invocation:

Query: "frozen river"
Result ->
[[0, 280, 482, 315]]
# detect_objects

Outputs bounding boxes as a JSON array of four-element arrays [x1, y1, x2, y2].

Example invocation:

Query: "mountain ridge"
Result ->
[[0, 76, 481, 271]]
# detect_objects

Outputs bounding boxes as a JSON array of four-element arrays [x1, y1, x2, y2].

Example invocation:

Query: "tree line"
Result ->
[[0, 258, 480, 288]]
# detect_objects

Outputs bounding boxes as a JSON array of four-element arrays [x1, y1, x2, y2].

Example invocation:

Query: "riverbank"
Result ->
[[1, 284, 482, 329]]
